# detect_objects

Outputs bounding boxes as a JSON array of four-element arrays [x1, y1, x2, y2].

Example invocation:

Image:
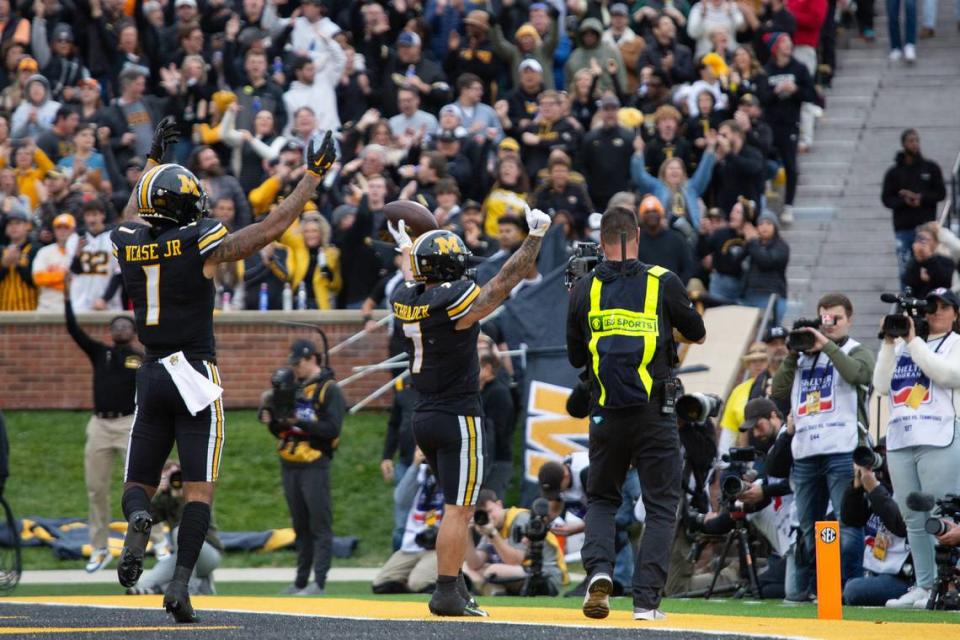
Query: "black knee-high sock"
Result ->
[[175, 502, 211, 576], [122, 486, 152, 521]]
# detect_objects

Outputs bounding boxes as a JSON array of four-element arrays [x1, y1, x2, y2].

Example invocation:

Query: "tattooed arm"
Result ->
[[202, 133, 337, 278], [455, 205, 551, 329]]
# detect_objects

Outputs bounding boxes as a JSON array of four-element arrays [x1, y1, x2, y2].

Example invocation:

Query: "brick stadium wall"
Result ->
[[0, 311, 392, 410]]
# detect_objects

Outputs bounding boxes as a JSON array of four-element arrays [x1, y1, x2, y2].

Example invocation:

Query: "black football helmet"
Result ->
[[134, 164, 209, 226], [411, 230, 473, 282]]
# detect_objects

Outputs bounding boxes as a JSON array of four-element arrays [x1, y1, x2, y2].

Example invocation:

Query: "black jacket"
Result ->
[[715, 144, 765, 214], [760, 57, 816, 129], [362, 34, 452, 116], [481, 376, 516, 462], [383, 382, 418, 466], [743, 235, 790, 298], [638, 228, 695, 284], [903, 254, 955, 298], [65, 301, 142, 414], [840, 481, 907, 538], [882, 152, 947, 231], [577, 125, 635, 209], [636, 40, 695, 86]]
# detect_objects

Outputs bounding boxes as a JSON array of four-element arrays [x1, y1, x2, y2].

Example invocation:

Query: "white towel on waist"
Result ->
[[160, 351, 223, 416]]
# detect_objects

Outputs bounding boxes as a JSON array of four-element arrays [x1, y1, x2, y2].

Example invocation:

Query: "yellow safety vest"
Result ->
[[586, 265, 667, 407]]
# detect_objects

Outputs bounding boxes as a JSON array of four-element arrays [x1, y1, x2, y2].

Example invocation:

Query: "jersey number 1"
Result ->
[[402, 322, 423, 373], [143, 264, 160, 326]]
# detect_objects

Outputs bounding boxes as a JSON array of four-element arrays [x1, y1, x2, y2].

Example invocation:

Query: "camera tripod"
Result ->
[[677, 512, 762, 599], [926, 545, 960, 610], [519, 539, 558, 597]]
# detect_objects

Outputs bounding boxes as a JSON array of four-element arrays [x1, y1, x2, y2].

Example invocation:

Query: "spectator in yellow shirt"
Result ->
[[717, 341, 768, 454]]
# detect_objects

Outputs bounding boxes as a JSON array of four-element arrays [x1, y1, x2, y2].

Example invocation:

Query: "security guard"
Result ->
[[259, 339, 345, 596], [566, 205, 705, 622]]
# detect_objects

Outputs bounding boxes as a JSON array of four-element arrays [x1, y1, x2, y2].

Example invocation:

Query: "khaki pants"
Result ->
[[85, 414, 134, 550], [372, 549, 438, 593]]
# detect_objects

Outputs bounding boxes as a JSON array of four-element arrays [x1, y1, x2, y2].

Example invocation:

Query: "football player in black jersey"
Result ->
[[110, 117, 337, 623], [387, 203, 551, 616]]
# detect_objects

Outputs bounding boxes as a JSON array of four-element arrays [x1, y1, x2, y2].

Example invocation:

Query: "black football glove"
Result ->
[[148, 115, 179, 163], [306, 130, 337, 178]]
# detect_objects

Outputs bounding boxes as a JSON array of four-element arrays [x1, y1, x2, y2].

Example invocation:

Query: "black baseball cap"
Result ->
[[538, 461, 565, 500], [740, 398, 779, 432], [288, 339, 318, 364], [763, 325, 788, 343], [927, 287, 960, 310]]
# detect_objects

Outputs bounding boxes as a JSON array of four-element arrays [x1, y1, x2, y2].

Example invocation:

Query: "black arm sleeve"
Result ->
[[866, 483, 908, 538], [761, 477, 792, 499], [100, 272, 123, 302], [765, 431, 794, 478], [840, 482, 868, 527], [64, 299, 102, 359], [662, 271, 705, 342]]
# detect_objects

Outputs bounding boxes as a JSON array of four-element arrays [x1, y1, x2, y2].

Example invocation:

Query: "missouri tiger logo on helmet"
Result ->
[[411, 230, 472, 282], [134, 164, 209, 226]]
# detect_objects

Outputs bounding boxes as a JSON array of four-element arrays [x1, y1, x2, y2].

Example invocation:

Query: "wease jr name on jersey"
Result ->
[[125, 239, 184, 262]]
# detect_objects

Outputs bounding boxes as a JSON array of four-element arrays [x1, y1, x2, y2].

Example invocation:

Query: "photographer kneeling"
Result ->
[[840, 456, 910, 606], [691, 399, 794, 597], [873, 288, 960, 608], [372, 449, 444, 594], [259, 339, 345, 596], [464, 490, 569, 596]]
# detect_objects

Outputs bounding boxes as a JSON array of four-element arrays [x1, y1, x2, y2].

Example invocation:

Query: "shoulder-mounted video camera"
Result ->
[[564, 241, 602, 289], [878, 289, 931, 341], [270, 367, 299, 423]]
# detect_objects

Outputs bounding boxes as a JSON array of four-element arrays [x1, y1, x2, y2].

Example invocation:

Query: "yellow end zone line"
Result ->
[[0, 626, 239, 635], [2, 595, 952, 640]]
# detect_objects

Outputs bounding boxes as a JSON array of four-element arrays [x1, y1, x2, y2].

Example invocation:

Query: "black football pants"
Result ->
[[582, 404, 681, 610]]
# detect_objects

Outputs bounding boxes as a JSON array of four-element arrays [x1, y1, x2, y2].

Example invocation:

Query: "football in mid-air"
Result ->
[[384, 200, 439, 237]]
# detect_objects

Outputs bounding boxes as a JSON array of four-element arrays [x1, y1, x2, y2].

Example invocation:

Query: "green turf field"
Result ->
[[7, 581, 960, 624], [4, 410, 397, 568]]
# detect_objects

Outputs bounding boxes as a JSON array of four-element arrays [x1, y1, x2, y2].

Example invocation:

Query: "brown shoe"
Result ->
[[920, 27, 935, 38]]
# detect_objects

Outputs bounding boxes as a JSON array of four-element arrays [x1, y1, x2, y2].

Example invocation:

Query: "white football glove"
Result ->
[[524, 203, 551, 238], [387, 219, 413, 252]]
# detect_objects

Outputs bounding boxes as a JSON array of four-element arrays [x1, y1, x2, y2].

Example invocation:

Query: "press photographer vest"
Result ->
[[886, 332, 959, 451], [277, 372, 340, 464], [498, 507, 569, 584], [400, 464, 445, 554], [790, 339, 861, 459], [862, 511, 910, 576], [586, 265, 668, 408]]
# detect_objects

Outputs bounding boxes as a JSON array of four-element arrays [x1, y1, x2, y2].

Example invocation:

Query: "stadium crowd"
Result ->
[[0, 0, 854, 317]]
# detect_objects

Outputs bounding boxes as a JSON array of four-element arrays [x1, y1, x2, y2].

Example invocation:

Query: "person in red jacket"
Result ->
[[784, 0, 826, 154]]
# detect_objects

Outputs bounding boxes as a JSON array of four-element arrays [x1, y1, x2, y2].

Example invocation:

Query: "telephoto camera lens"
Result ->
[[722, 475, 747, 499], [676, 393, 723, 423], [473, 509, 489, 527], [925, 517, 951, 536], [852, 445, 884, 470]]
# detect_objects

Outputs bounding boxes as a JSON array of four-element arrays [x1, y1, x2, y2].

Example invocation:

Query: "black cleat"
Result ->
[[117, 511, 153, 588], [428, 589, 468, 616], [163, 581, 199, 624], [456, 573, 488, 616]]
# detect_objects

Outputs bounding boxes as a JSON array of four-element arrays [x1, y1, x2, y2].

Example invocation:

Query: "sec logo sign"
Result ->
[[819, 527, 837, 544]]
